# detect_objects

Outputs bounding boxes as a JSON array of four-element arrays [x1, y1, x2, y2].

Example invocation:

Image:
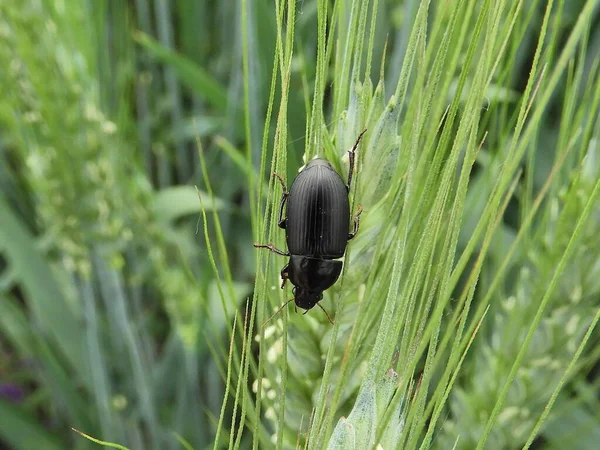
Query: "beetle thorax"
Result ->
[[287, 255, 343, 293]]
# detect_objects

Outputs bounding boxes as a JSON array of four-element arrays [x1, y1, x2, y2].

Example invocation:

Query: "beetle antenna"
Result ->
[[262, 298, 295, 328], [316, 303, 335, 324]]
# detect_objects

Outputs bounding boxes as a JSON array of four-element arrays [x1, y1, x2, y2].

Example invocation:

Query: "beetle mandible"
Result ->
[[254, 129, 367, 323]]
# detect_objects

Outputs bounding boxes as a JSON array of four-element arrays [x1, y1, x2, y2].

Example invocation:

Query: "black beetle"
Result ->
[[254, 129, 367, 323]]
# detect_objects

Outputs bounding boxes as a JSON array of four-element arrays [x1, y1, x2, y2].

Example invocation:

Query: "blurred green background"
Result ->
[[1, 0, 600, 449]]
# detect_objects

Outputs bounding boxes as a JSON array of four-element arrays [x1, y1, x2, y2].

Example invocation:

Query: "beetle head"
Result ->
[[292, 287, 323, 311]]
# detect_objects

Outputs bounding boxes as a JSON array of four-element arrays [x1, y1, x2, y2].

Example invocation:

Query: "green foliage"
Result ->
[[73, 428, 131, 450], [1, 0, 600, 449]]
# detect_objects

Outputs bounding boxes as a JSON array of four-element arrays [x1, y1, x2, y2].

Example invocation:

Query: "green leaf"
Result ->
[[327, 417, 356, 450], [172, 432, 195, 450], [542, 398, 600, 450], [207, 279, 251, 332], [0, 195, 87, 377], [342, 380, 377, 449], [154, 186, 226, 222], [0, 293, 35, 356], [72, 428, 130, 450], [0, 400, 63, 450], [134, 32, 228, 112]]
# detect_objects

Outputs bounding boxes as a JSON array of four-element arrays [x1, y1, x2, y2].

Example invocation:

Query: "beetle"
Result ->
[[254, 129, 367, 323]]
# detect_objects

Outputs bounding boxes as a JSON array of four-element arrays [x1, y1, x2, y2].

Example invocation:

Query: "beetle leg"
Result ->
[[253, 243, 290, 256], [348, 204, 363, 240], [316, 303, 335, 324], [277, 193, 289, 229], [346, 129, 367, 191], [273, 172, 289, 229], [262, 298, 295, 328], [280, 263, 289, 289]]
